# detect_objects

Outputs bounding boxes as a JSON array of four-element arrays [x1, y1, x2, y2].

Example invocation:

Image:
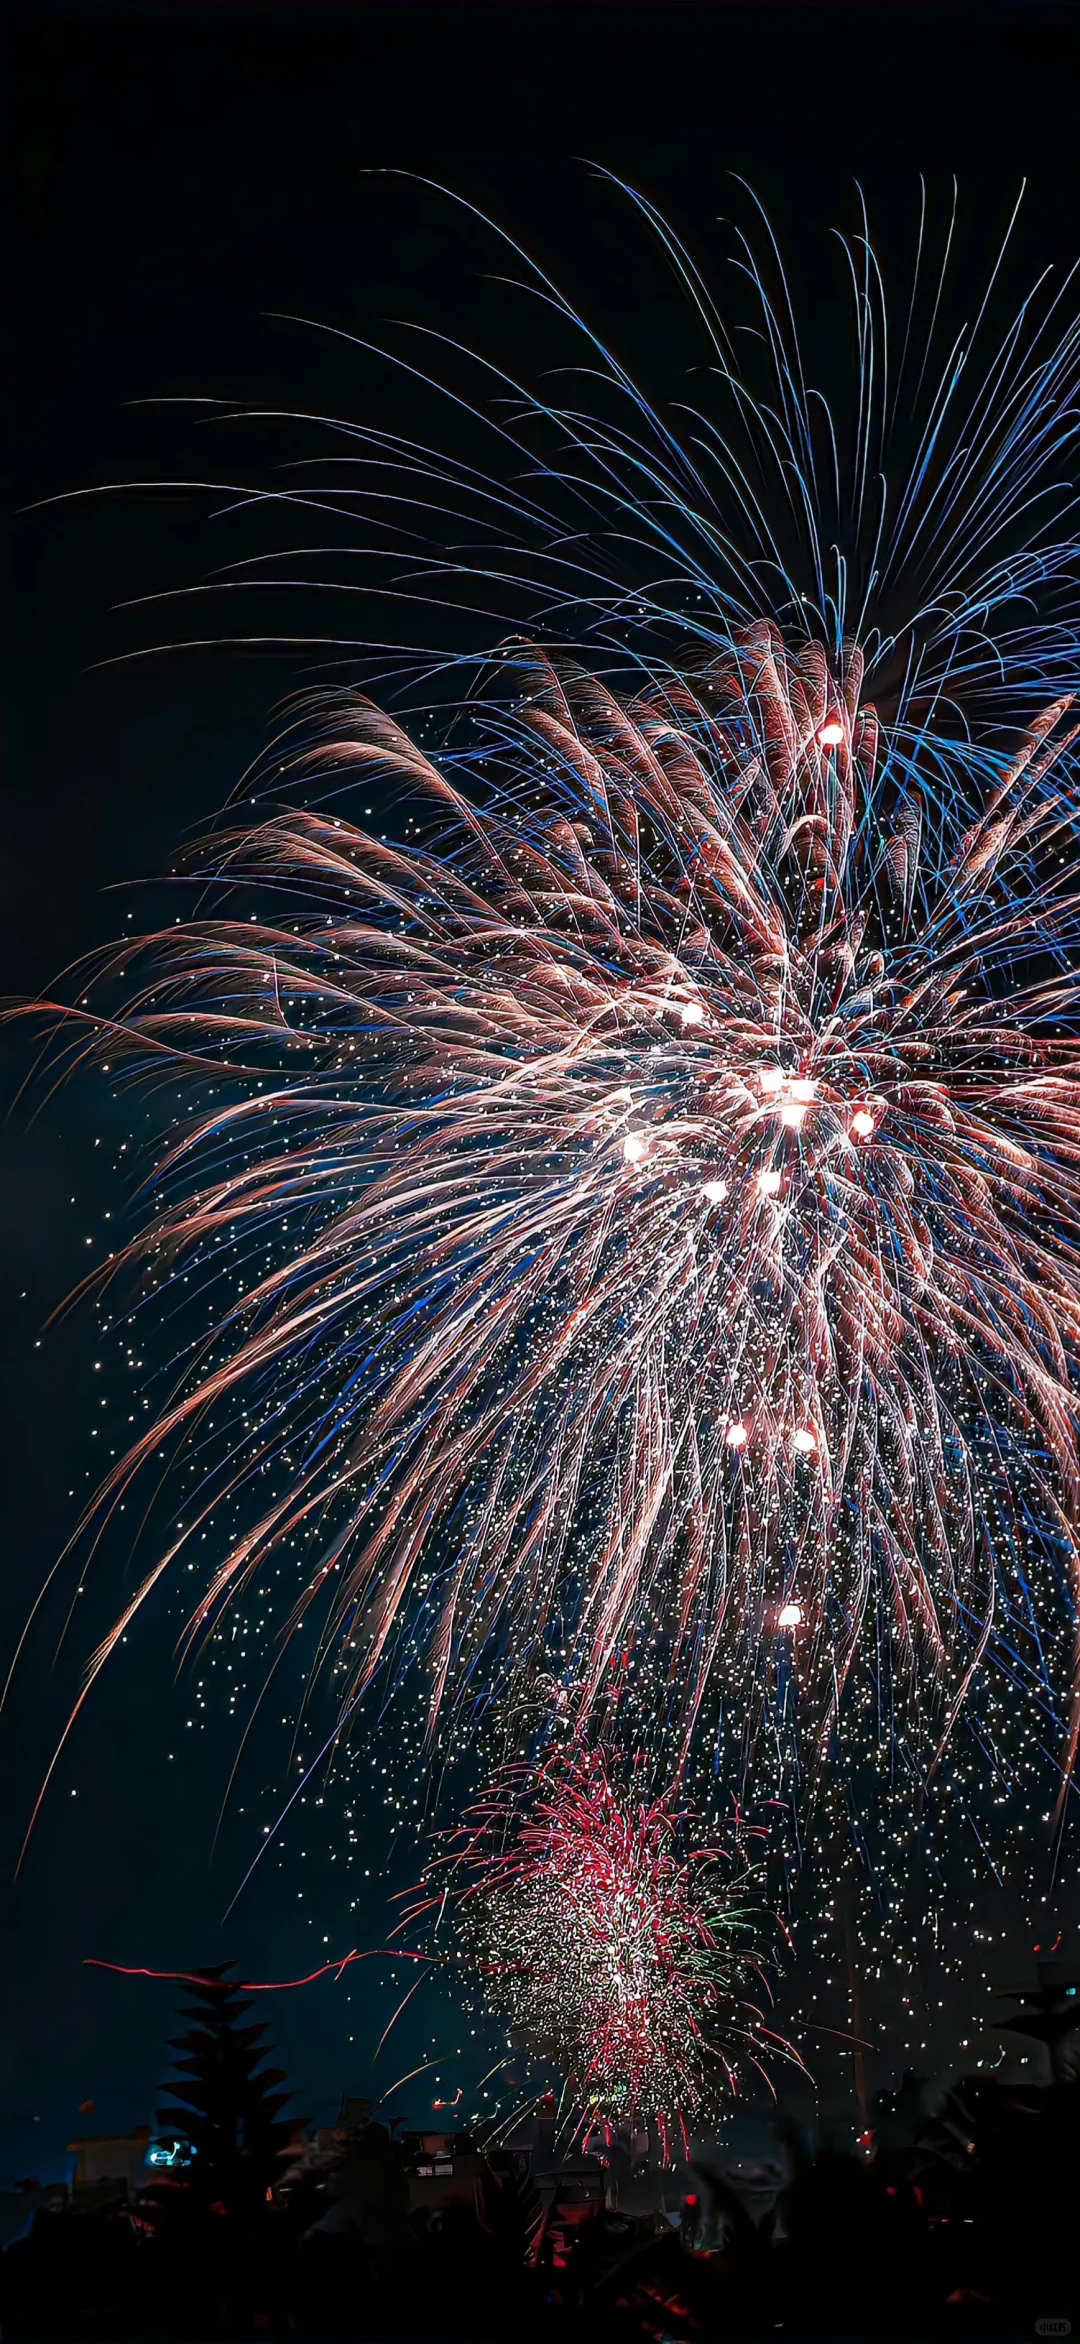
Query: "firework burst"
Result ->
[[411, 1748, 793, 2146], [36, 634, 1080, 1813], [15, 185, 1080, 1873]]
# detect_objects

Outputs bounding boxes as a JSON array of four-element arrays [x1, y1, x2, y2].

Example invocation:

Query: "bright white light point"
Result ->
[[778, 1601, 803, 1627], [702, 1178, 729, 1204], [680, 1001, 705, 1027], [852, 1109, 875, 1138], [780, 1100, 807, 1129], [758, 1068, 784, 1095], [819, 719, 845, 747], [757, 1168, 783, 1196], [623, 1134, 647, 1162], [793, 1427, 817, 1453], [726, 1422, 748, 1449], [789, 1077, 816, 1103]]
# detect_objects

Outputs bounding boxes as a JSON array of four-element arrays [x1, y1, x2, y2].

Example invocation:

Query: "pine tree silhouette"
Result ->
[[157, 1963, 298, 2220]]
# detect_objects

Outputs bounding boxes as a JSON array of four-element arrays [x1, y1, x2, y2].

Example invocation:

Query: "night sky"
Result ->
[[6, 0, 1080, 2189]]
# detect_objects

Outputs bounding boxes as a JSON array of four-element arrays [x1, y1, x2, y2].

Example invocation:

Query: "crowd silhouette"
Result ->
[[3, 1965, 1078, 2341]]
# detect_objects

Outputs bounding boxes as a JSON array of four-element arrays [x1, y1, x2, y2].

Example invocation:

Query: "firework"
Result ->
[[39, 634, 1080, 1807], [16, 188, 1080, 1869], [414, 1749, 792, 2147]]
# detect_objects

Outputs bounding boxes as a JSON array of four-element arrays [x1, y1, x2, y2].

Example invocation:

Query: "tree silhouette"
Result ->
[[156, 1963, 297, 2222]]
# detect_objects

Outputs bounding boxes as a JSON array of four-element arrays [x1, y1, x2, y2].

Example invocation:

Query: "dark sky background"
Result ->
[[6, 0, 1080, 2189]]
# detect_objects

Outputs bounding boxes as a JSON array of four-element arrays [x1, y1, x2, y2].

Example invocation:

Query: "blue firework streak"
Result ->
[[16, 183, 1080, 1880]]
